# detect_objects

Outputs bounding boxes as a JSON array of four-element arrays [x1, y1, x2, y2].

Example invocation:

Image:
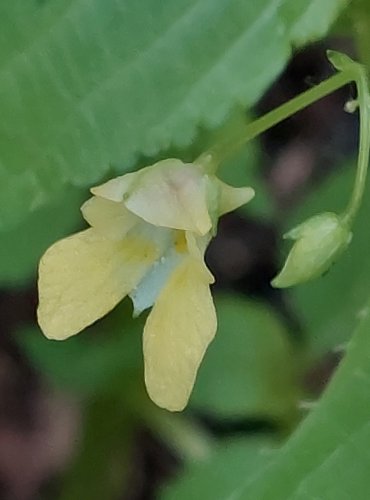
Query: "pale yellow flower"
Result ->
[[37, 159, 254, 411]]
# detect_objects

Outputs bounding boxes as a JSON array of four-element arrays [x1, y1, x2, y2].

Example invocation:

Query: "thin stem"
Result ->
[[342, 68, 370, 224], [197, 70, 353, 170], [197, 53, 370, 228]]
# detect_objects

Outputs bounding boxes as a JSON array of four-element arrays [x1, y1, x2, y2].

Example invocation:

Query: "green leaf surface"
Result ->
[[284, 165, 370, 357], [189, 295, 299, 421], [0, 185, 85, 286], [1, 0, 346, 229], [161, 438, 275, 500], [233, 297, 370, 500]]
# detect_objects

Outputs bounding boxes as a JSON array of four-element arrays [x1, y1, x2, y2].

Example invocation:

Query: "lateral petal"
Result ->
[[81, 196, 139, 239], [38, 228, 158, 340], [94, 160, 212, 235], [143, 257, 217, 411], [91, 172, 137, 202], [217, 179, 255, 215]]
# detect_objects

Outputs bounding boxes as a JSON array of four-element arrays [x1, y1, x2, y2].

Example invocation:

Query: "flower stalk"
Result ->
[[197, 50, 370, 289], [199, 51, 370, 233], [341, 59, 370, 225], [197, 68, 352, 169]]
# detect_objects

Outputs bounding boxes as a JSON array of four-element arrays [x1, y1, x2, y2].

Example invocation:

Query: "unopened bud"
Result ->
[[272, 212, 352, 288]]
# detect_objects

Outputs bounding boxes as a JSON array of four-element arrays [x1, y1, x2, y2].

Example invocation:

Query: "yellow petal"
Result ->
[[143, 257, 217, 411], [185, 231, 212, 271], [217, 180, 255, 215], [38, 228, 158, 340], [81, 196, 139, 239], [93, 160, 212, 235], [128, 160, 213, 234]]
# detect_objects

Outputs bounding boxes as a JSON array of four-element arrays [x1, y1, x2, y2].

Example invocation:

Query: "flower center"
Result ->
[[174, 231, 187, 254]]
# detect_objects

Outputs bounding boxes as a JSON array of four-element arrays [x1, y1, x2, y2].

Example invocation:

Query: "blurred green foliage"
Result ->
[[20, 294, 300, 498], [164, 296, 370, 499], [19, 300, 144, 398], [21, 294, 299, 420], [162, 438, 275, 500], [4, 0, 370, 498], [0, 186, 85, 286], [190, 295, 299, 421]]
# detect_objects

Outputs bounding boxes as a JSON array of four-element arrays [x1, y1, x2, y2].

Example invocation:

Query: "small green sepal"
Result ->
[[327, 50, 357, 72]]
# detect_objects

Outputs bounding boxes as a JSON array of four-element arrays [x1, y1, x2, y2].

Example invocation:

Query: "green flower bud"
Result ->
[[271, 212, 352, 288]]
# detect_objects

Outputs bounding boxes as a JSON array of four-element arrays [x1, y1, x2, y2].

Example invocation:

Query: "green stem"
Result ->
[[341, 4, 370, 225], [197, 70, 352, 170], [197, 52, 370, 228], [342, 68, 370, 225]]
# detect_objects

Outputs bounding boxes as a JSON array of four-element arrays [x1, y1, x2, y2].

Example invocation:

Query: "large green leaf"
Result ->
[[190, 295, 299, 421], [0, 0, 347, 229], [235, 297, 370, 499], [0, 185, 85, 286], [161, 438, 275, 500], [0, 108, 272, 284], [284, 165, 370, 357], [161, 297, 370, 500]]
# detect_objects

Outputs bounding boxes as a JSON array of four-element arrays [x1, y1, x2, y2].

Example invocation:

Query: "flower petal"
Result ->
[[91, 172, 137, 202], [143, 257, 217, 411], [38, 228, 158, 340], [81, 196, 139, 239], [217, 180, 255, 215], [93, 160, 212, 235], [185, 231, 212, 268], [128, 160, 212, 234]]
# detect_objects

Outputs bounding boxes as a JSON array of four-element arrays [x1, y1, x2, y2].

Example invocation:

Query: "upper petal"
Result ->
[[91, 171, 137, 202], [38, 228, 159, 340], [143, 257, 217, 411], [127, 160, 212, 235], [93, 159, 212, 235]]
